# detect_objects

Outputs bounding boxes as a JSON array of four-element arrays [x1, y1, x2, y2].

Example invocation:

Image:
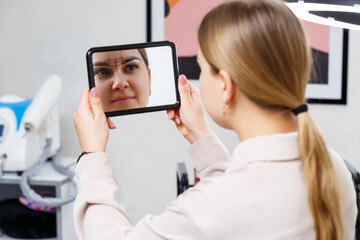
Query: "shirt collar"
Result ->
[[232, 132, 300, 164]]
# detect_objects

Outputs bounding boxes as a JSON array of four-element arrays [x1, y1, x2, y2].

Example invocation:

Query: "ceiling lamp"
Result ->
[[284, 0, 360, 30]]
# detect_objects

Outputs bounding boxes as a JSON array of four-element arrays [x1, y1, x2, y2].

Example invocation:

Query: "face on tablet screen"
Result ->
[[86, 41, 180, 117]]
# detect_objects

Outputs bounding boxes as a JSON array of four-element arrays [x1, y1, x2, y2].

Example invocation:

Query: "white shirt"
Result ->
[[74, 132, 357, 239]]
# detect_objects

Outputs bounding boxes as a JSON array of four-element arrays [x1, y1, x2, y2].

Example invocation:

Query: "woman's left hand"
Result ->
[[73, 88, 116, 153]]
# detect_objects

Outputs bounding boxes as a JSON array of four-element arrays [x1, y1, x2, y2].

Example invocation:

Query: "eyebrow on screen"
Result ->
[[93, 56, 141, 66]]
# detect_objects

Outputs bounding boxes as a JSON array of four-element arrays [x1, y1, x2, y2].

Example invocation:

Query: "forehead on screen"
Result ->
[[92, 49, 143, 66]]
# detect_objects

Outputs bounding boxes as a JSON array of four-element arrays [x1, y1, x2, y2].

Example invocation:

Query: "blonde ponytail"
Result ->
[[198, 0, 343, 238], [298, 113, 343, 239]]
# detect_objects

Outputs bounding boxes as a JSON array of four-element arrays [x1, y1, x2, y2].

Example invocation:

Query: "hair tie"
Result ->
[[291, 104, 308, 116]]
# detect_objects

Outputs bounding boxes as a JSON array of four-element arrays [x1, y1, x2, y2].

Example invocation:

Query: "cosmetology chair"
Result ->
[[177, 162, 190, 196], [176, 162, 201, 196]]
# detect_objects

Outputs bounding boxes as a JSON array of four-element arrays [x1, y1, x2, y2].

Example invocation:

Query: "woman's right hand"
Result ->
[[167, 75, 211, 144]]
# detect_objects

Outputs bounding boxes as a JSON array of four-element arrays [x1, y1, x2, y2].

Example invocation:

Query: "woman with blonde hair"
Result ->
[[73, 0, 357, 239]]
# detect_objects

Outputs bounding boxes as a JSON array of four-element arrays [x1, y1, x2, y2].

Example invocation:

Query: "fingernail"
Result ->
[[90, 87, 98, 97], [175, 117, 181, 125], [179, 75, 187, 85]]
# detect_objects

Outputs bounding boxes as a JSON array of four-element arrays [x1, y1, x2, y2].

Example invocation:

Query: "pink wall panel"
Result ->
[[302, 20, 330, 53], [165, 0, 225, 56]]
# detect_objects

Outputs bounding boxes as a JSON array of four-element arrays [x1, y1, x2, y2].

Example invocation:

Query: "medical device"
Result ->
[[0, 75, 76, 206]]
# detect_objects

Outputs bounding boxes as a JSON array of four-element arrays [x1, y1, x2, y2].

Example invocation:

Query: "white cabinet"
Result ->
[[0, 158, 77, 240]]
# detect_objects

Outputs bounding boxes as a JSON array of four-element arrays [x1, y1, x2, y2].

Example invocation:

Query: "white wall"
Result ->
[[0, 0, 359, 226]]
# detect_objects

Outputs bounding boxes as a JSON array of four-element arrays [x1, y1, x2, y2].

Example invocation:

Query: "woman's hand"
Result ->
[[73, 88, 116, 152], [167, 75, 211, 144]]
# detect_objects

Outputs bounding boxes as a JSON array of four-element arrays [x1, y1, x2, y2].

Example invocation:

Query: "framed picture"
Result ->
[[147, 1, 348, 104], [302, 20, 348, 104]]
